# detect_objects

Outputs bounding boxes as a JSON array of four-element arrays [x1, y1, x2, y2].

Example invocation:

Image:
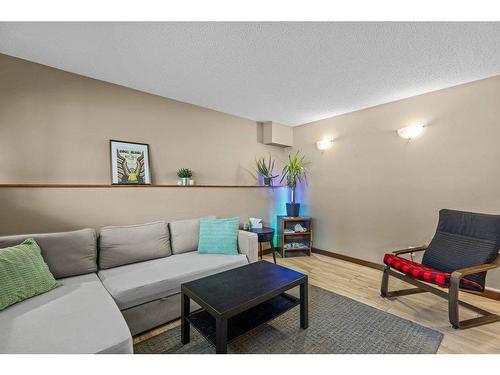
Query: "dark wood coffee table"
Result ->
[[181, 261, 308, 354]]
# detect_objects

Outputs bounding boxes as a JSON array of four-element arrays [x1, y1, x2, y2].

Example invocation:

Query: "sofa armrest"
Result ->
[[238, 230, 258, 263]]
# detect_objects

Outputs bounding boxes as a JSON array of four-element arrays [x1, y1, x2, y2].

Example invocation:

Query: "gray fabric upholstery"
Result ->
[[98, 251, 248, 310], [122, 293, 201, 335], [169, 216, 215, 254], [99, 221, 171, 269], [237, 230, 259, 263], [0, 273, 132, 354], [0, 229, 97, 279]]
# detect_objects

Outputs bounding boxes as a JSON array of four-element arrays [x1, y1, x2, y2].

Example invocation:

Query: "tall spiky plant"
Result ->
[[280, 150, 309, 203], [255, 155, 278, 185]]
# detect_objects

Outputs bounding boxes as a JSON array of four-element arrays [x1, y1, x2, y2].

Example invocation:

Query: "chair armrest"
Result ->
[[392, 244, 428, 255], [450, 261, 499, 292], [238, 230, 258, 263], [451, 263, 499, 279]]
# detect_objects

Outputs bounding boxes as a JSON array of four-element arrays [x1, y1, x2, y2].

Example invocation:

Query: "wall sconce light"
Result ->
[[316, 138, 333, 151], [397, 124, 424, 140]]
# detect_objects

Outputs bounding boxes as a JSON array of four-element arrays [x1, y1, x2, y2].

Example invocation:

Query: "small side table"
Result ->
[[247, 227, 277, 264]]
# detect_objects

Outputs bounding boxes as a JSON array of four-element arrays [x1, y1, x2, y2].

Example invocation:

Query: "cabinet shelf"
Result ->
[[277, 216, 313, 258], [282, 247, 312, 252], [283, 231, 311, 236]]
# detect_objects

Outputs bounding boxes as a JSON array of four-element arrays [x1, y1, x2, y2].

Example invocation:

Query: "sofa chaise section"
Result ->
[[0, 228, 133, 354], [0, 273, 132, 354]]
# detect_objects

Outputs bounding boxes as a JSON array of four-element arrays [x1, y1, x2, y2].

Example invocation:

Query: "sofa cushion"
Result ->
[[98, 251, 248, 310], [0, 273, 132, 354], [0, 229, 97, 279], [169, 216, 216, 254], [99, 221, 171, 269], [0, 239, 59, 311]]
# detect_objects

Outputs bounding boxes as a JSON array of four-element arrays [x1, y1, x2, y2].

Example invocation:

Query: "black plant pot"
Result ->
[[263, 177, 272, 186], [286, 203, 300, 217]]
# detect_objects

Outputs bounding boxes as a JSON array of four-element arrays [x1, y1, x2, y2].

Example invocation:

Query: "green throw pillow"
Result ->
[[0, 238, 59, 311], [198, 217, 240, 255]]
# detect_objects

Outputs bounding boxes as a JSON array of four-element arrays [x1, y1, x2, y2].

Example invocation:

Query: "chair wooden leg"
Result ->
[[448, 274, 500, 329], [381, 266, 427, 298], [380, 265, 390, 297], [383, 267, 500, 329], [385, 288, 428, 298], [448, 276, 460, 329]]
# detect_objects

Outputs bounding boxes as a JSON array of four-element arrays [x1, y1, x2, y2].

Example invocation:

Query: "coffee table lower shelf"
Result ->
[[187, 293, 299, 346]]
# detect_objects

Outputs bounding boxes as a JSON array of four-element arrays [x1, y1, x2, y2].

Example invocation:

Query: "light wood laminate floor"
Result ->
[[134, 253, 500, 353]]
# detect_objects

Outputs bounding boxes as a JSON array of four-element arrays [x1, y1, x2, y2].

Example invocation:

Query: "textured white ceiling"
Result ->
[[1, 22, 500, 126]]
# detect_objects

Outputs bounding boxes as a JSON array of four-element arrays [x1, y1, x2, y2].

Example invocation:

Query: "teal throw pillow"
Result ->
[[198, 217, 240, 255], [0, 238, 59, 311]]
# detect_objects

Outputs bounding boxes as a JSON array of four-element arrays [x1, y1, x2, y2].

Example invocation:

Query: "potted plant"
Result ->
[[280, 150, 309, 217], [177, 168, 193, 186], [255, 155, 279, 186]]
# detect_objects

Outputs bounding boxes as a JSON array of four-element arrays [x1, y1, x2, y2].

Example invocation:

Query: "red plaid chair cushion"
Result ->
[[383, 254, 484, 292]]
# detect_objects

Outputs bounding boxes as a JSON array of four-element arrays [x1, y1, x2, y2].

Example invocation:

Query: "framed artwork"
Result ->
[[110, 140, 152, 185]]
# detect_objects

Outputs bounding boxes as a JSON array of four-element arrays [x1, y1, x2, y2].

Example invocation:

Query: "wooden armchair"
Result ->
[[380, 209, 500, 329]]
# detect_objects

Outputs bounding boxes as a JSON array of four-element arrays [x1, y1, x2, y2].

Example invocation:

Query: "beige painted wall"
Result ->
[[0, 54, 285, 234], [3, 52, 500, 289], [0, 188, 277, 235], [293, 75, 500, 289]]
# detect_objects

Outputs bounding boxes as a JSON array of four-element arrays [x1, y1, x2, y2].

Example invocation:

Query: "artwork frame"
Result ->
[[109, 140, 152, 185]]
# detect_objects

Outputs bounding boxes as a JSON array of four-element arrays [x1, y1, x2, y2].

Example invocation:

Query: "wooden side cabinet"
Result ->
[[277, 216, 313, 258]]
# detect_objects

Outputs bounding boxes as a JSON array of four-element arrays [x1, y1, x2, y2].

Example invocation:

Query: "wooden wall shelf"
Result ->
[[0, 184, 283, 189]]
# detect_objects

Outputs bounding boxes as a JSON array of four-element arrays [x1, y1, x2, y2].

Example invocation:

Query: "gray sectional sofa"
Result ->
[[0, 218, 258, 354]]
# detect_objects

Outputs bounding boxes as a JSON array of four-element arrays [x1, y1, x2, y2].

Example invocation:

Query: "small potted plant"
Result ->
[[177, 168, 193, 186], [255, 155, 279, 186], [280, 150, 309, 217]]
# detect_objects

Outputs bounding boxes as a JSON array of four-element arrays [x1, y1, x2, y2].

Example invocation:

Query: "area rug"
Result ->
[[134, 285, 443, 354]]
